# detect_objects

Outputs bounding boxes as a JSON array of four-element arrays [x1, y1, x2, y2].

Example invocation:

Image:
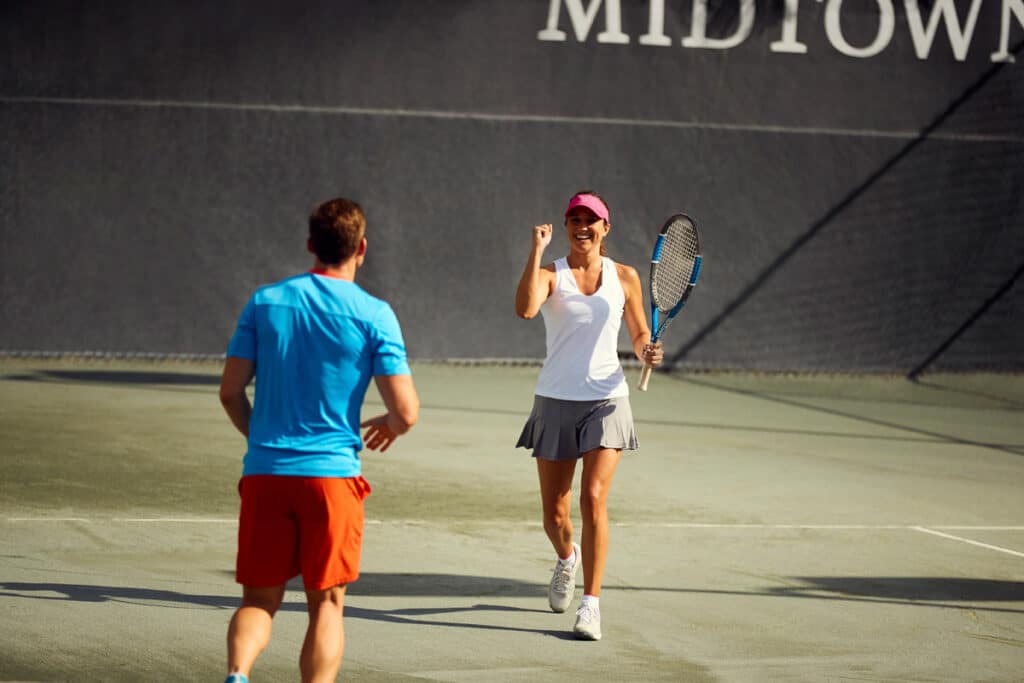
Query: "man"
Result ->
[[219, 197, 419, 683]]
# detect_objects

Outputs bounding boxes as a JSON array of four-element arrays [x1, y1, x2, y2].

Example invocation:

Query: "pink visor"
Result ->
[[564, 194, 609, 222]]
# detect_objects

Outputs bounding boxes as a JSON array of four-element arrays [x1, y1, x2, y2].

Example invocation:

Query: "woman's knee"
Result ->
[[579, 485, 608, 519], [543, 506, 572, 530]]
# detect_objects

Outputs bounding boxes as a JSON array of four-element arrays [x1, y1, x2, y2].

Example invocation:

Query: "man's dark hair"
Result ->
[[309, 198, 366, 265]]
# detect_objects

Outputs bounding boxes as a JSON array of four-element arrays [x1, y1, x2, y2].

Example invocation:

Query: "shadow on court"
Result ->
[[1, 369, 221, 386], [5, 575, 1023, 620], [780, 577, 1024, 602], [912, 378, 1024, 411], [679, 376, 1024, 456], [0, 580, 576, 638]]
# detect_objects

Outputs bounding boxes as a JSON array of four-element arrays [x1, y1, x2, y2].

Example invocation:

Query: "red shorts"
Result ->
[[236, 475, 372, 591]]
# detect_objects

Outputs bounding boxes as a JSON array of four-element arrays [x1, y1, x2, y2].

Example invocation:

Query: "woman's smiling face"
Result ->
[[564, 207, 609, 256]]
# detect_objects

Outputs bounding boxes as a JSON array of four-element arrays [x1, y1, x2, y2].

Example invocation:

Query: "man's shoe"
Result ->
[[573, 602, 602, 641], [547, 542, 580, 613]]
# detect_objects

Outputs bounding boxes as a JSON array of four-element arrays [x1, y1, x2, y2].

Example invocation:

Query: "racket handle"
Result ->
[[638, 362, 654, 391]]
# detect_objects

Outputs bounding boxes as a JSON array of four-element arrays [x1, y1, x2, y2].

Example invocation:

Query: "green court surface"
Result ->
[[1, 359, 1023, 682]]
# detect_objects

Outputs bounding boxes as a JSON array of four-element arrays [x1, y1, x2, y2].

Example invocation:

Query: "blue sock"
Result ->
[[225, 674, 249, 683]]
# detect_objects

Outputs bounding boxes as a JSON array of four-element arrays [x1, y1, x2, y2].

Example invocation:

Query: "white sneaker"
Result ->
[[573, 602, 602, 641], [547, 542, 580, 613]]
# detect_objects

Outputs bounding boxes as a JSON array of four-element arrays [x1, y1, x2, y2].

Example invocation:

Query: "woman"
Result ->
[[514, 190, 662, 641]]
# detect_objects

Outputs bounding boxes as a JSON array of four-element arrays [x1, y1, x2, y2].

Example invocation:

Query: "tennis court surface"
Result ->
[[1, 358, 1022, 682]]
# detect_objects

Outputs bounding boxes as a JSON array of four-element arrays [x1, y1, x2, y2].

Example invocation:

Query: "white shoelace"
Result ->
[[576, 603, 599, 624], [552, 561, 574, 594]]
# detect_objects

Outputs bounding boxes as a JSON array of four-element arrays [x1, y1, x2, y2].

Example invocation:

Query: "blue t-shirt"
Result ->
[[226, 272, 411, 477]]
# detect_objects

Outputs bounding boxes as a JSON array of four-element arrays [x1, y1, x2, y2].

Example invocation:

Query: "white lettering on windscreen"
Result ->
[[537, 0, 1023, 63]]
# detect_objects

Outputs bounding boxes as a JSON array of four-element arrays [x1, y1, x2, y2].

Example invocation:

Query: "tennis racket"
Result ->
[[637, 214, 703, 391]]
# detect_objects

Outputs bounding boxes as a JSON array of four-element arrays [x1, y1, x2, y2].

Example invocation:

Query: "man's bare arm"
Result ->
[[219, 357, 255, 437]]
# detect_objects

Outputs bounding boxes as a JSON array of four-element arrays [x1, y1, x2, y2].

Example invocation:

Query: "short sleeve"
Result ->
[[226, 296, 258, 360], [371, 304, 411, 376]]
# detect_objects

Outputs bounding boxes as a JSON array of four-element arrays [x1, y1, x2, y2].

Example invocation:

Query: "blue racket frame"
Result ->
[[650, 251, 702, 344]]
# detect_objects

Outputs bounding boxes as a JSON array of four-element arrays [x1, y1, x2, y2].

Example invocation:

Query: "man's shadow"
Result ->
[[0, 573, 579, 639]]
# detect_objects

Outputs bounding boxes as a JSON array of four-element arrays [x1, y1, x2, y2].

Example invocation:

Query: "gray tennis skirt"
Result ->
[[515, 395, 639, 461]]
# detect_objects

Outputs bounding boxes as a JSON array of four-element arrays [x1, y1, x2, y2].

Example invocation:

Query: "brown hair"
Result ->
[[308, 198, 366, 265], [569, 189, 610, 257]]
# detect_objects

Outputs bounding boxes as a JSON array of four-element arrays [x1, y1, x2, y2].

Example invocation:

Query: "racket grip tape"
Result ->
[[637, 363, 654, 391]]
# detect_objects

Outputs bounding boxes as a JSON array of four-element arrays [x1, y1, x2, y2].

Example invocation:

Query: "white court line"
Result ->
[[6, 517, 1024, 532], [5, 517, 91, 522], [1, 95, 1019, 143], [3, 517, 233, 523], [933, 526, 1024, 531], [912, 526, 1024, 558], [112, 518, 236, 523], [613, 523, 1024, 531]]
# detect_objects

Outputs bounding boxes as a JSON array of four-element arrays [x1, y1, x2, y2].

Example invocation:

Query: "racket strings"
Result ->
[[651, 223, 699, 312]]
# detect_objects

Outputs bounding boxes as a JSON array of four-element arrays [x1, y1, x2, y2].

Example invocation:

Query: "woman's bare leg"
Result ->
[[578, 448, 622, 596], [536, 458, 578, 559]]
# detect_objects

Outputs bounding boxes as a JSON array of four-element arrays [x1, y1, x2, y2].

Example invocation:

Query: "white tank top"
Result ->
[[534, 257, 629, 400]]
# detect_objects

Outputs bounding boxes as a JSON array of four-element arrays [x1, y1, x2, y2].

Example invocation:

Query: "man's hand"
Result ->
[[360, 414, 400, 452]]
